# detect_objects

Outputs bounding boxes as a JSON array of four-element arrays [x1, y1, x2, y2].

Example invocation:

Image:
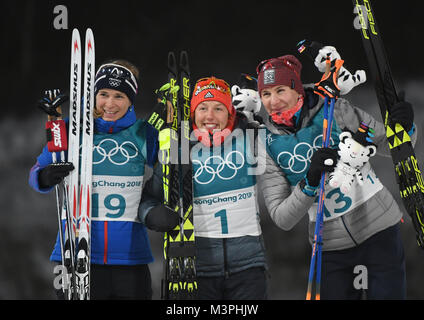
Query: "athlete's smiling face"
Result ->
[[96, 88, 131, 122], [260, 85, 300, 114], [194, 100, 229, 132]]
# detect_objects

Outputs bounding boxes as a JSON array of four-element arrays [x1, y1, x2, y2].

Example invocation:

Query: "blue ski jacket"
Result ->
[[29, 106, 160, 265]]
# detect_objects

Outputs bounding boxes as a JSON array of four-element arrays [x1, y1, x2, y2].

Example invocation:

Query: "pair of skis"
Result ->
[[148, 51, 197, 300], [68, 27, 95, 300], [353, 0, 424, 247], [43, 28, 95, 300]]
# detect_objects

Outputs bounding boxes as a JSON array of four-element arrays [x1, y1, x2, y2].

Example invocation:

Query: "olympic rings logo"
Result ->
[[276, 135, 334, 174], [93, 138, 139, 166], [192, 151, 245, 185], [109, 78, 121, 87]]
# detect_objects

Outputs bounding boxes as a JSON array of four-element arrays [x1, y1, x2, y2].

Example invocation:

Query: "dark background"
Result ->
[[1, 0, 423, 299]]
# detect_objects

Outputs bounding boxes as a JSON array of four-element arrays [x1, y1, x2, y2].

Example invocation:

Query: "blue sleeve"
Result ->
[[29, 145, 54, 193], [29, 142, 68, 193]]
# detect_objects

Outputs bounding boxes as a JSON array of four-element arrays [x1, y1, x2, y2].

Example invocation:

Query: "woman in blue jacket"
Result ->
[[29, 59, 177, 299]]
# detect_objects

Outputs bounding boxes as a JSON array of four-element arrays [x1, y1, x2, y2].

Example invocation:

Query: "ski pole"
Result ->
[[40, 89, 73, 298], [306, 58, 343, 300]]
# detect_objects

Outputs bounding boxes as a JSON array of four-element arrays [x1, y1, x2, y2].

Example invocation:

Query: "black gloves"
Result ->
[[145, 204, 180, 232], [38, 162, 74, 189], [390, 92, 414, 132], [37, 89, 68, 117], [306, 147, 338, 187], [377, 74, 414, 133]]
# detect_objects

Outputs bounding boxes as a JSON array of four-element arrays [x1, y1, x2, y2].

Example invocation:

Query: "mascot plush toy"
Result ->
[[313, 45, 367, 95], [329, 123, 377, 194], [231, 73, 262, 124]]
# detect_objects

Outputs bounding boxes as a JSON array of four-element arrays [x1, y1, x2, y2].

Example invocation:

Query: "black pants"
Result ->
[[196, 267, 268, 300], [55, 264, 152, 300], [321, 224, 406, 300]]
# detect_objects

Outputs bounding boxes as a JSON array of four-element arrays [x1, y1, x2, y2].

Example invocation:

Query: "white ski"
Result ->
[[75, 28, 95, 300], [65, 28, 82, 300]]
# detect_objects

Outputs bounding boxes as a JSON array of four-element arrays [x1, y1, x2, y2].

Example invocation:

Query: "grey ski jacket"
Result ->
[[257, 86, 416, 251]]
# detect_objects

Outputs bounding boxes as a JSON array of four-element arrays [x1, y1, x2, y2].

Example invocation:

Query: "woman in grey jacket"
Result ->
[[255, 54, 415, 299]]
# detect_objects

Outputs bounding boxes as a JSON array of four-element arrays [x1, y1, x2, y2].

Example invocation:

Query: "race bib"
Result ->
[[193, 186, 261, 238], [91, 175, 144, 223], [309, 164, 383, 222]]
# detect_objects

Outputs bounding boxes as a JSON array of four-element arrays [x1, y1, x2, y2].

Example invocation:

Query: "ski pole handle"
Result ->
[[45, 90, 68, 154], [314, 59, 344, 99], [46, 120, 68, 153]]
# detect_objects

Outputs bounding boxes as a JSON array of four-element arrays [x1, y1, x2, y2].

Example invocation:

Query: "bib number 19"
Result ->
[[92, 193, 126, 219]]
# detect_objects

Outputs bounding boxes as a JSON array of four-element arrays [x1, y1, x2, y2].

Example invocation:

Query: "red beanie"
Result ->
[[190, 77, 236, 146], [256, 55, 305, 97], [191, 77, 234, 116]]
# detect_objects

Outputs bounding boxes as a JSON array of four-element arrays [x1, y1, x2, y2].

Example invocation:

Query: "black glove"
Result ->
[[37, 89, 68, 117], [390, 91, 414, 132], [145, 204, 180, 232], [38, 162, 74, 189], [306, 147, 338, 187]]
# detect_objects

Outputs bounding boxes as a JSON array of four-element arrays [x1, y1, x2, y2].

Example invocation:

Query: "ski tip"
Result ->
[[168, 51, 177, 65], [85, 29, 95, 55], [180, 51, 189, 67]]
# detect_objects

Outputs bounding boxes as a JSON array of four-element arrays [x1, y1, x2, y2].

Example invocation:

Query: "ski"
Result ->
[[65, 28, 82, 300], [353, 0, 424, 247], [158, 51, 196, 300], [74, 28, 95, 300], [177, 51, 196, 299]]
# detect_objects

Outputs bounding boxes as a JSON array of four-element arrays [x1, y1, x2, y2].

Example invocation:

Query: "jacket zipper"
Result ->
[[103, 221, 108, 264], [341, 215, 358, 246]]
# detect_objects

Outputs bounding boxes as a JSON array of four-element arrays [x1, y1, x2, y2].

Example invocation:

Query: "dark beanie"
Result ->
[[256, 55, 305, 97], [94, 63, 139, 104]]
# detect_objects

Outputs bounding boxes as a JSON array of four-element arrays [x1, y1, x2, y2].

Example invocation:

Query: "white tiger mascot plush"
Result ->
[[329, 124, 377, 194], [314, 45, 367, 95], [231, 73, 262, 124]]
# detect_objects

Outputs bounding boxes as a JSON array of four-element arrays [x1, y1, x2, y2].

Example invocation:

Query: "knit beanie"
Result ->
[[256, 55, 305, 97], [94, 63, 139, 104], [191, 77, 234, 117], [190, 77, 236, 146]]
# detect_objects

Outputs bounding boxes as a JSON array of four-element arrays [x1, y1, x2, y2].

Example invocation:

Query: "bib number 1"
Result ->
[[214, 209, 228, 234]]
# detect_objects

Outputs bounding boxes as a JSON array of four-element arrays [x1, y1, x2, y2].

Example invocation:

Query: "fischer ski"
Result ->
[[156, 51, 197, 300], [353, 0, 424, 248], [176, 51, 196, 299]]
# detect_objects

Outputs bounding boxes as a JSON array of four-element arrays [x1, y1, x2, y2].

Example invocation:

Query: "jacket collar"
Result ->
[[95, 105, 136, 134]]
